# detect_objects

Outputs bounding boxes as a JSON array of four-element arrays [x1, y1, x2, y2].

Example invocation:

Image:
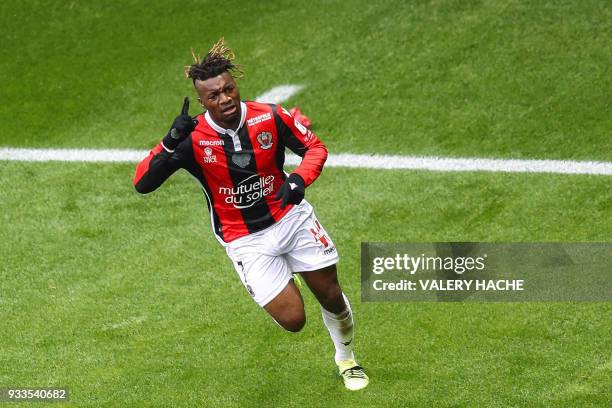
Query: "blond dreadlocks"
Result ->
[[185, 37, 242, 83]]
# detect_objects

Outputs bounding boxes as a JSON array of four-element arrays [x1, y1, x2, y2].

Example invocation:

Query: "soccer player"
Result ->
[[133, 39, 368, 391]]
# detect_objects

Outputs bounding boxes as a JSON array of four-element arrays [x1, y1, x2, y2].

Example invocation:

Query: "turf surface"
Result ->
[[1, 163, 610, 407], [1, 0, 611, 161]]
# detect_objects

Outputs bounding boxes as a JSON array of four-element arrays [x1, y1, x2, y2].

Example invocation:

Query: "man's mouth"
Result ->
[[222, 104, 237, 115]]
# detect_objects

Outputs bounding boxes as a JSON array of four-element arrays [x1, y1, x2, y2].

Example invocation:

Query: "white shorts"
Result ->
[[225, 200, 339, 307]]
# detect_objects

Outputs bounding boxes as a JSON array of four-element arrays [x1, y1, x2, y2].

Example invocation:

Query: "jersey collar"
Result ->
[[204, 101, 247, 135]]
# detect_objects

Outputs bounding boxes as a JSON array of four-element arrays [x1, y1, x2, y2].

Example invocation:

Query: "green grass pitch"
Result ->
[[1, 0, 611, 407]]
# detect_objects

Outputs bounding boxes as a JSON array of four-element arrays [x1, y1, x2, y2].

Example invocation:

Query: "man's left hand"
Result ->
[[275, 173, 305, 209]]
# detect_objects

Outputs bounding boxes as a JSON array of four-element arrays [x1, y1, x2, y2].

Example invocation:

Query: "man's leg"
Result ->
[[263, 279, 306, 333], [298, 264, 354, 360], [278, 201, 368, 389], [299, 264, 368, 390]]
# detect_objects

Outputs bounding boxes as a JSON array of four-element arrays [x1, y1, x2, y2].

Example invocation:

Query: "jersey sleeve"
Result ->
[[133, 138, 191, 194], [274, 105, 328, 187]]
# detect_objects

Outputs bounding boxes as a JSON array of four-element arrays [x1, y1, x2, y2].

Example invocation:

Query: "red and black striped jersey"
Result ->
[[133, 101, 328, 244]]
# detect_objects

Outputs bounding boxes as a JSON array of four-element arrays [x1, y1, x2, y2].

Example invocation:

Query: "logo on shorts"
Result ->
[[310, 220, 336, 256], [257, 132, 273, 150], [238, 261, 255, 297], [323, 246, 337, 256]]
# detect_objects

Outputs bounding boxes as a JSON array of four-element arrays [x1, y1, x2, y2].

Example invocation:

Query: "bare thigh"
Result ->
[[263, 279, 306, 332]]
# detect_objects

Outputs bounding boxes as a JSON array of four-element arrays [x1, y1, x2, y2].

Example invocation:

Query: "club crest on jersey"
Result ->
[[257, 132, 273, 150]]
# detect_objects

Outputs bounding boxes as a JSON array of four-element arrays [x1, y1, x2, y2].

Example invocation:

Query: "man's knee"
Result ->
[[314, 283, 344, 313], [299, 266, 344, 312], [322, 284, 342, 303], [277, 309, 306, 332]]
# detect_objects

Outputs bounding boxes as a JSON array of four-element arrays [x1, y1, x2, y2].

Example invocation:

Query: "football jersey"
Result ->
[[133, 101, 328, 244]]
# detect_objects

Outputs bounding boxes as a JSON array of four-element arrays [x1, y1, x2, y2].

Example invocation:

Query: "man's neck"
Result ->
[[219, 118, 240, 131], [205, 102, 246, 135]]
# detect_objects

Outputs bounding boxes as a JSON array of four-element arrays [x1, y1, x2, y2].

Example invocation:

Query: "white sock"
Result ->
[[321, 293, 355, 362]]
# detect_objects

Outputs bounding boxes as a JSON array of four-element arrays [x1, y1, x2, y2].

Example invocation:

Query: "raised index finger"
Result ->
[[181, 97, 190, 115]]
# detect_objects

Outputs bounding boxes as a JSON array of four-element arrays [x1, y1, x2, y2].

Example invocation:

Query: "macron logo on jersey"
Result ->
[[247, 113, 272, 127], [199, 140, 224, 146]]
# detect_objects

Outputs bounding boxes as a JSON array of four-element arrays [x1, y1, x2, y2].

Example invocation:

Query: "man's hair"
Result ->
[[185, 37, 242, 83]]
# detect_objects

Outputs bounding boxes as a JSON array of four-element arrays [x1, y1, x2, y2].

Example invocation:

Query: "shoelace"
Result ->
[[343, 366, 367, 379]]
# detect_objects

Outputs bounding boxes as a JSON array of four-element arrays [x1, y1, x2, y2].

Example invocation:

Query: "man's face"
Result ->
[[195, 71, 241, 129]]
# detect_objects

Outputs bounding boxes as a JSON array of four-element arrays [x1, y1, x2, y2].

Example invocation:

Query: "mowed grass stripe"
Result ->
[[1, 162, 610, 407], [1, 147, 611, 176]]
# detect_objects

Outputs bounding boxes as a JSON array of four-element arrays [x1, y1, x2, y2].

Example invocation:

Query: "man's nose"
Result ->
[[220, 93, 232, 104]]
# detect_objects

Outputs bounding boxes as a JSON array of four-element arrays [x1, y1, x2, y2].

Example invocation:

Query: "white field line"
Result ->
[[0, 85, 304, 164], [316, 153, 612, 176], [1, 147, 611, 176], [255, 85, 304, 104], [1, 85, 609, 175]]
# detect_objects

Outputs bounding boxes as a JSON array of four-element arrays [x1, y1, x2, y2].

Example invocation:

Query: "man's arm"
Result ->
[[133, 97, 197, 194], [274, 104, 328, 186], [273, 104, 328, 208], [133, 143, 184, 193]]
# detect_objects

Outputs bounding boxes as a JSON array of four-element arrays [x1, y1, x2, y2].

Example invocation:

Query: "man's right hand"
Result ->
[[163, 97, 197, 150]]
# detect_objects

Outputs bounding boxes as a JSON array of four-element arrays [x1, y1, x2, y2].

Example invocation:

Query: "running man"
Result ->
[[133, 38, 368, 390]]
